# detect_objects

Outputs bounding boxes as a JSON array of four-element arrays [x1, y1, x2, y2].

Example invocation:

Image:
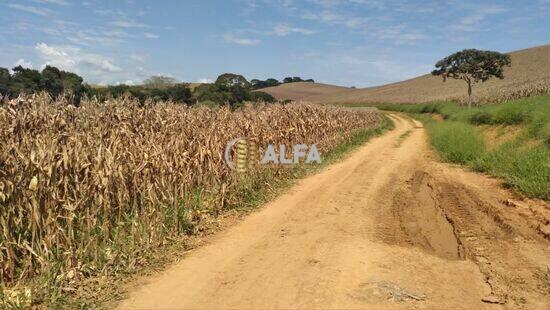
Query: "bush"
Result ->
[[469, 111, 493, 125], [249, 91, 276, 103], [420, 104, 439, 114]]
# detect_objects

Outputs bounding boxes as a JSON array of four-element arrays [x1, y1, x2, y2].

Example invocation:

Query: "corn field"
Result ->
[[0, 94, 382, 297], [454, 77, 550, 105]]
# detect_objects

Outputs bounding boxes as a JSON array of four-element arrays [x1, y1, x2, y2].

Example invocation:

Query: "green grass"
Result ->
[[379, 95, 550, 200], [473, 143, 550, 200], [427, 121, 485, 164]]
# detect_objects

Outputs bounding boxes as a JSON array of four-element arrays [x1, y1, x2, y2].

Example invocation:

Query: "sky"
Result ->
[[0, 0, 548, 87]]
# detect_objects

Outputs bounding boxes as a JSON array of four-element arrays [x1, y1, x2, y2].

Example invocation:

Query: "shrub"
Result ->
[[469, 111, 493, 125], [249, 91, 276, 103]]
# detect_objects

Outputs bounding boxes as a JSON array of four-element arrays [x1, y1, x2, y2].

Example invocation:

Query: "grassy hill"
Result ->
[[262, 45, 550, 105]]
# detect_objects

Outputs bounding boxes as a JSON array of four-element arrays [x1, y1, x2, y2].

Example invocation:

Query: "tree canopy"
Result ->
[[432, 49, 511, 107], [0, 67, 276, 106], [215, 73, 251, 89], [195, 73, 275, 105], [250, 76, 314, 90], [251, 78, 281, 89]]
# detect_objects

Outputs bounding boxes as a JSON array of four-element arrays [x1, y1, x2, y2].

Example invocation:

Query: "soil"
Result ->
[[118, 114, 550, 309]]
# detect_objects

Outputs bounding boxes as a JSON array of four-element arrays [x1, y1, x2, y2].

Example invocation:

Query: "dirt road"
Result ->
[[119, 114, 549, 309]]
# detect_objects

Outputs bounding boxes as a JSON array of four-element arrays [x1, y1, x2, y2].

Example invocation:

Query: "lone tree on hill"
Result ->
[[431, 49, 511, 108]]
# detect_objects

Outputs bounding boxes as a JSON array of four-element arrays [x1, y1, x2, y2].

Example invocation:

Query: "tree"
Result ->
[[0, 67, 11, 97], [229, 84, 250, 103], [193, 83, 233, 105], [250, 78, 280, 89], [143, 75, 177, 88], [250, 79, 267, 89], [39, 66, 85, 102], [40, 65, 65, 98], [432, 49, 511, 108], [11, 66, 42, 95], [166, 83, 192, 103], [265, 78, 280, 87], [283, 77, 293, 83], [215, 73, 250, 89], [61, 71, 84, 103], [249, 91, 276, 103]]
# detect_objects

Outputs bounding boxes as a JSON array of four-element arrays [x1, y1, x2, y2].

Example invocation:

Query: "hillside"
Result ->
[[260, 82, 350, 101], [262, 45, 550, 104]]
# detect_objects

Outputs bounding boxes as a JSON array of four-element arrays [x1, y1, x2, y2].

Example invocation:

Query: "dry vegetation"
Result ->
[[453, 76, 550, 104], [263, 45, 550, 105], [261, 82, 350, 101], [0, 94, 382, 305]]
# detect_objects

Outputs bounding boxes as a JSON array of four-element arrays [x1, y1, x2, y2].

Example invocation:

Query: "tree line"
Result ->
[[0, 66, 277, 106], [250, 76, 314, 89], [1, 65, 86, 102]]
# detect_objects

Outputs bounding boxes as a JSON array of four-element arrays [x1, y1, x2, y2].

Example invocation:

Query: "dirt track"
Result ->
[[119, 114, 549, 309]]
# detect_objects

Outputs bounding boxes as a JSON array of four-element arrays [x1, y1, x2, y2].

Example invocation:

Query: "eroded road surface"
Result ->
[[120, 114, 549, 309]]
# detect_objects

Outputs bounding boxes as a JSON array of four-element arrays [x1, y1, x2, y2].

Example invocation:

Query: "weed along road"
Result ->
[[119, 114, 549, 309]]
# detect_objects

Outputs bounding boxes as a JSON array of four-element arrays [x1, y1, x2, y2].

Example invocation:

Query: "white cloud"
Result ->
[[130, 54, 147, 62], [13, 59, 33, 69], [270, 24, 315, 36], [275, 0, 294, 7], [66, 29, 127, 46], [452, 4, 507, 32], [144, 32, 159, 39], [301, 10, 368, 28], [33, 0, 69, 5], [35, 43, 122, 76], [308, 0, 339, 7], [296, 46, 431, 87], [8, 4, 52, 16], [108, 20, 150, 28], [93, 9, 117, 15], [374, 25, 427, 44], [223, 33, 261, 46]]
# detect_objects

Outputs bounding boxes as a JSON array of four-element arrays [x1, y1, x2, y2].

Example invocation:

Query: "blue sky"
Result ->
[[0, 0, 548, 87]]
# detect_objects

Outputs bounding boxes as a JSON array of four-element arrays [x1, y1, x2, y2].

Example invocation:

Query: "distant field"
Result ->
[[262, 45, 550, 105], [260, 82, 350, 101]]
